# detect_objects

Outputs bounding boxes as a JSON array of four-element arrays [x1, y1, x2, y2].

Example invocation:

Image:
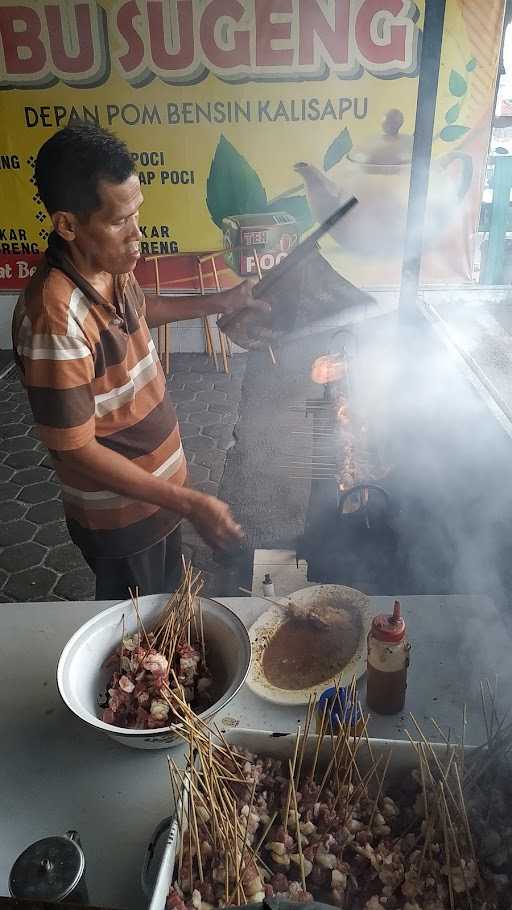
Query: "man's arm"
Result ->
[[145, 279, 268, 328], [57, 440, 242, 550]]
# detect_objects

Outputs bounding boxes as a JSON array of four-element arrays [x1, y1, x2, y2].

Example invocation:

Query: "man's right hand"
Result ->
[[188, 492, 244, 550]]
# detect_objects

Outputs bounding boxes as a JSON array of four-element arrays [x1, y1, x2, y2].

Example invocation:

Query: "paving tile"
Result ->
[[0, 499, 29, 522], [207, 403, 237, 417], [186, 463, 210, 484], [177, 423, 202, 439], [200, 425, 236, 447], [209, 463, 226, 483], [5, 450, 43, 469], [1, 412, 26, 425], [0, 483, 21, 501], [0, 541, 46, 573], [186, 411, 222, 427], [0, 402, 22, 415], [34, 520, 70, 547], [169, 388, 200, 403], [0, 424, 29, 439], [11, 467, 52, 486], [194, 481, 220, 497], [193, 449, 227, 471], [17, 481, 60, 503], [212, 376, 240, 390], [0, 437, 38, 452], [26, 500, 64, 523], [0, 519, 35, 546], [0, 465, 13, 482], [175, 400, 208, 415], [54, 568, 95, 600], [5, 566, 57, 601], [182, 435, 216, 455], [196, 389, 228, 403], [45, 543, 86, 573]]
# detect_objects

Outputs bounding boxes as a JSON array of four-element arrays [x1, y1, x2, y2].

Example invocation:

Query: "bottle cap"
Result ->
[[371, 600, 406, 643]]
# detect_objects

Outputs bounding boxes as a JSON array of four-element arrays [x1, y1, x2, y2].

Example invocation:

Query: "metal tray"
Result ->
[[143, 729, 450, 910]]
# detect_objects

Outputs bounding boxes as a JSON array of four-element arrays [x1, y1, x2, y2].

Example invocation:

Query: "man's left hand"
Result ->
[[218, 278, 271, 318]]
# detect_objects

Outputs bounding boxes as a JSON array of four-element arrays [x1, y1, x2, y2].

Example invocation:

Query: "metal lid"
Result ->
[[348, 109, 413, 168], [9, 833, 85, 901]]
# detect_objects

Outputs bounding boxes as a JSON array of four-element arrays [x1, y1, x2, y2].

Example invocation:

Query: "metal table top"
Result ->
[[0, 594, 507, 909]]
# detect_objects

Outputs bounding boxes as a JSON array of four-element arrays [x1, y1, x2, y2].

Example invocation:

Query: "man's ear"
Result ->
[[51, 211, 78, 242]]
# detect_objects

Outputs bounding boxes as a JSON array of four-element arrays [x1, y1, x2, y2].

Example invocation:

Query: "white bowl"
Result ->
[[57, 594, 251, 750]]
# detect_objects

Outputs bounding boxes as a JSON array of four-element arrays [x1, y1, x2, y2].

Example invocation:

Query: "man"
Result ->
[[12, 122, 265, 600]]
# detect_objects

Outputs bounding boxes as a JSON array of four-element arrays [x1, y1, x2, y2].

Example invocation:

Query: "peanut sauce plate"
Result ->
[[246, 584, 371, 706]]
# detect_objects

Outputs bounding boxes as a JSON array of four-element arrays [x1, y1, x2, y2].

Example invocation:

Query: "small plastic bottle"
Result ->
[[366, 600, 411, 715], [262, 573, 275, 597]]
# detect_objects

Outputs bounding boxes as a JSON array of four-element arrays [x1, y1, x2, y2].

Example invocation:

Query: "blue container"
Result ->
[[317, 686, 363, 734]]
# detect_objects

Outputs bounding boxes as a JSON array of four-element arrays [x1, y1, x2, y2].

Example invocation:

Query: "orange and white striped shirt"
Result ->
[[12, 237, 186, 558]]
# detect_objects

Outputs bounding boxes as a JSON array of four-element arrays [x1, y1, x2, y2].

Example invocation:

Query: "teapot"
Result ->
[[295, 109, 473, 259]]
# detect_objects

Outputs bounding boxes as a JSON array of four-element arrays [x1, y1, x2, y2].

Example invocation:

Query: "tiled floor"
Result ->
[[0, 354, 246, 601]]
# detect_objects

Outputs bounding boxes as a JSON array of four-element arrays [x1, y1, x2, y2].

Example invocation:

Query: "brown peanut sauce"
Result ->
[[262, 603, 361, 690]]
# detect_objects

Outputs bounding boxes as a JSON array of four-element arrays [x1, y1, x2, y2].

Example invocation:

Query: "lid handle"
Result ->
[[65, 830, 81, 845], [391, 600, 401, 623]]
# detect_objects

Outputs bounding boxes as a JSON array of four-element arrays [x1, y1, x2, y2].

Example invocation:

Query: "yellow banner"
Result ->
[[0, 0, 504, 290]]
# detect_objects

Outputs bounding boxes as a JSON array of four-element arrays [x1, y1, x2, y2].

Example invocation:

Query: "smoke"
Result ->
[[347, 295, 512, 716]]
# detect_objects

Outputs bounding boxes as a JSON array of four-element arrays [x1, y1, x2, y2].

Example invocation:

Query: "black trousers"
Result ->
[[83, 526, 182, 601]]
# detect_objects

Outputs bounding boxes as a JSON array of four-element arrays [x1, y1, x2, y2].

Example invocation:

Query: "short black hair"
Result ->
[[35, 121, 135, 219]]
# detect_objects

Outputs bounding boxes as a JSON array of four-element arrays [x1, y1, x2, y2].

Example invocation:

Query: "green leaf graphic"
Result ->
[[323, 127, 353, 172], [466, 57, 477, 71], [445, 102, 461, 124], [449, 70, 467, 97], [440, 125, 470, 142], [266, 195, 314, 233], [206, 135, 268, 229]]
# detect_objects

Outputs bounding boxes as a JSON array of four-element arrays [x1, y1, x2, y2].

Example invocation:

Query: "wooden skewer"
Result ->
[[289, 760, 307, 892], [283, 724, 301, 831], [296, 692, 316, 786], [210, 255, 229, 374], [197, 259, 219, 370]]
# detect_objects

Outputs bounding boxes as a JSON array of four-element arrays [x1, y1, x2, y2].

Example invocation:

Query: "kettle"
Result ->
[[296, 109, 473, 259]]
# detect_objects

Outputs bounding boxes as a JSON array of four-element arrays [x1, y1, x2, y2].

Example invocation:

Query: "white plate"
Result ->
[[246, 584, 371, 706]]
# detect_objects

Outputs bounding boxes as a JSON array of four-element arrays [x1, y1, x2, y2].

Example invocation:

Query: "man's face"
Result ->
[[66, 173, 144, 275]]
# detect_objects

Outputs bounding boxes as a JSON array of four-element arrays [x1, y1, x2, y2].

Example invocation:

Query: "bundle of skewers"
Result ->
[[164, 679, 491, 910], [463, 679, 512, 906], [101, 562, 212, 730]]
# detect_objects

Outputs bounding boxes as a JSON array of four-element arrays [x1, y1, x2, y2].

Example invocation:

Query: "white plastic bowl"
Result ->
[[57, 594, 251, 750]]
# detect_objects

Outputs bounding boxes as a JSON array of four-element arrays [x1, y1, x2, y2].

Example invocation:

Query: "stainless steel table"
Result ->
[[0, 594, 508, 909]]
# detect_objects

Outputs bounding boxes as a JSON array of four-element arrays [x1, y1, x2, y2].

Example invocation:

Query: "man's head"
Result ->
[[35, 121, 143, 275]]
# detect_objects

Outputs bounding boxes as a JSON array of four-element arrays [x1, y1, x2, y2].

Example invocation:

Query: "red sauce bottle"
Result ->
[[366, 600, 411, 715]]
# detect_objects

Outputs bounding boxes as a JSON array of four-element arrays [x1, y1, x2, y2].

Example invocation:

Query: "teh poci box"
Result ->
[[222, 212, 300, 276]]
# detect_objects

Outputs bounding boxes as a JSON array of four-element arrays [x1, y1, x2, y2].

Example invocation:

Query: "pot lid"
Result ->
[[348, 110, 413, 167], [9, 834, 85, 901]]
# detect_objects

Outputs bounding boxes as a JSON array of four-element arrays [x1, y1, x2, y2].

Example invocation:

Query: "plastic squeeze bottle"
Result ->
[[366, 600, 411, 714]]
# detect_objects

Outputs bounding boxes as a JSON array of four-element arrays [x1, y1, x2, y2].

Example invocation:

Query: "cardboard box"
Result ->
[[222, 212, 300, 276]]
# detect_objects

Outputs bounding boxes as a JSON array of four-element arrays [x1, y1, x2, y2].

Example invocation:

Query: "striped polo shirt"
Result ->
[[12, 235, 186, 558]]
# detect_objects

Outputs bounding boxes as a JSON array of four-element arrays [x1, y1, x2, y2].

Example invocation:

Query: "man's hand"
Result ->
[[218, 278, 271, 318], [187, 492, 244, 550]]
